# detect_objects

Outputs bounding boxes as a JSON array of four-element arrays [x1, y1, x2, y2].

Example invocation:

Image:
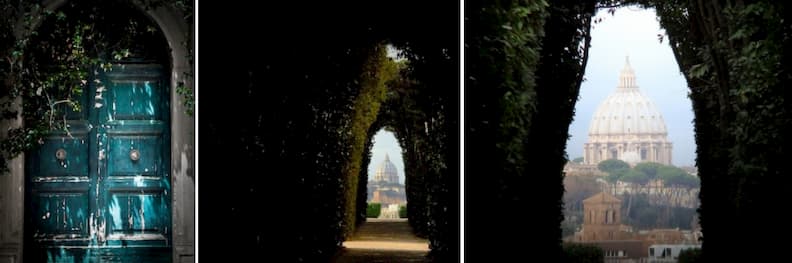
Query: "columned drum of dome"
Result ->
[[584, 57, 673, 165]]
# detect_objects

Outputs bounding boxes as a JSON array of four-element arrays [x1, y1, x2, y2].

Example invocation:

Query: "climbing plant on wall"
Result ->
[[0, 0, 194, 174]]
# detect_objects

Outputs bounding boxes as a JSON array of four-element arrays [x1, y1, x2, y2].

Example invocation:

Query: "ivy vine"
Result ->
[[1, 0, 194, 173]]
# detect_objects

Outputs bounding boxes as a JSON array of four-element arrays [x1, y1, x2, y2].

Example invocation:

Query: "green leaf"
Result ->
[[689, 63, 708, 79]]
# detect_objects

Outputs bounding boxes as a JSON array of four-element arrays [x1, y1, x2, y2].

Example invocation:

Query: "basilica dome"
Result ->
[[374, 154, 399, 184], [588, 63, 667, 136], [583, 57, 673, 166]]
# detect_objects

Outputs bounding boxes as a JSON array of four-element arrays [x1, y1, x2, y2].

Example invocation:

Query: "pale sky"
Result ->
[[566, 7, 696, 167], [368, 129, 405, 184]]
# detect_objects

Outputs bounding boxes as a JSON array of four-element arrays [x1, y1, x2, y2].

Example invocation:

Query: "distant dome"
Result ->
[[374, 154, 399, 184], [583, 57, 673, 166], [588, 57, 668, 136]]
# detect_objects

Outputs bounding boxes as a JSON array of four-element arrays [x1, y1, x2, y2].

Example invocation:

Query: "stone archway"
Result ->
[[0, 1, 193, 262]]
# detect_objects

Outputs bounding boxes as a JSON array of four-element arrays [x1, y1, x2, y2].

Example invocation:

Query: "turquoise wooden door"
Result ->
[[26, 63, 171, 262]]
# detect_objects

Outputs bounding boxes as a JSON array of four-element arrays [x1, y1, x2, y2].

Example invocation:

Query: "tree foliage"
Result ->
[[564, 175, 602, 212], [657, 165, 699, 187], [562, 243, 604, 263], [341, 45, 397, 236], [621, 193, 698, 230], [373, 43, 459, 259], [621, 168, 650, 185], [366, 203, 382, 218], [643, 0, 792, 259], [467, 0, 597, 261], [598, 159, 630, 173], [678, 247, 702, 263], [598, 160, 699, 187], [634, 162, 664, 180]]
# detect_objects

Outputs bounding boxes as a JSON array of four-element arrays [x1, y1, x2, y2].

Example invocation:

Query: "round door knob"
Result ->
[[130, 149, 140, 161], [55, 148, 67, 161]]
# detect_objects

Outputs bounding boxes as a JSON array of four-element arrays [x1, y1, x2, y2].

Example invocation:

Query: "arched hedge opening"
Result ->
[[467, 0, 791, 261], [199, 2, 458, 262]]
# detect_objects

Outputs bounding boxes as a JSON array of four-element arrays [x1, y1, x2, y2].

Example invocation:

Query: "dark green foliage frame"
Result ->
[[467, 0, 792, 261], [198, 2, 458, 262]]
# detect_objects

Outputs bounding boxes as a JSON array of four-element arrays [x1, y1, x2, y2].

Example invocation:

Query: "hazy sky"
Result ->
[[566, 7, 696, 167], [368, 129, 405, 184]]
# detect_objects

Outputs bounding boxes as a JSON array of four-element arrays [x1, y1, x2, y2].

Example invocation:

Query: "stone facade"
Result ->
[[584, 57, 673, 166], [570, 192, 701, 262], [580, 192, 630, 241]]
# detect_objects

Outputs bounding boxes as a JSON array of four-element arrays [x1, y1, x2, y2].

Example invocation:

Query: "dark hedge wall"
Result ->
[[200, 2, 457, 262], [466, 0, 596, 261], [649, 1, 792, 261]]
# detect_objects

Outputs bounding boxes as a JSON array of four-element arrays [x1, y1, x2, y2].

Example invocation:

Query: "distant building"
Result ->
[[367, 154, 406, 206], [648, 244, 701, 262], [584, 57, 673, 166], [570, 192, 701, 262], [586, 240, 647, 263], [643, 229, 694, 245], [579, 192, 632, 242]]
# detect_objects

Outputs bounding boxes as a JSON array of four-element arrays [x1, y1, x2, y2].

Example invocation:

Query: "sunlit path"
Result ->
[[333, 218, 430, 263]]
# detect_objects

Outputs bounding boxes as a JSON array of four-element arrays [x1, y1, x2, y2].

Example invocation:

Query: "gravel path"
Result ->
[[332, 218, 431, 263]]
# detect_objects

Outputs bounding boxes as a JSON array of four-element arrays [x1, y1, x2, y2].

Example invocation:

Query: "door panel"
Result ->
[[27, 63, 170, 262], [106, 192, 169, 239], [35, 128, 90, 179], [107, 134, 163, 176], [106, 65, 165, 121], [31, 192, 90, 240]]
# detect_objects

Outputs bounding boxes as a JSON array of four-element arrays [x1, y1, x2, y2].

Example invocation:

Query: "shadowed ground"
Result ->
[[332, 218, 430, 263]]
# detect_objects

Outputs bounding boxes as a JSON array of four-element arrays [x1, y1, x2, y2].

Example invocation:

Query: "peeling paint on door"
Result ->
[[27, 63, 171, 262]]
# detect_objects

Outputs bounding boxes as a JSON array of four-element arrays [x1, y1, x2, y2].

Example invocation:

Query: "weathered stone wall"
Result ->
[[0, 98, 23, 263]]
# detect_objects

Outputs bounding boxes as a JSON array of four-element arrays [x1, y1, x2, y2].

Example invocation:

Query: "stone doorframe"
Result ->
[[0, 1, 195, 262]]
